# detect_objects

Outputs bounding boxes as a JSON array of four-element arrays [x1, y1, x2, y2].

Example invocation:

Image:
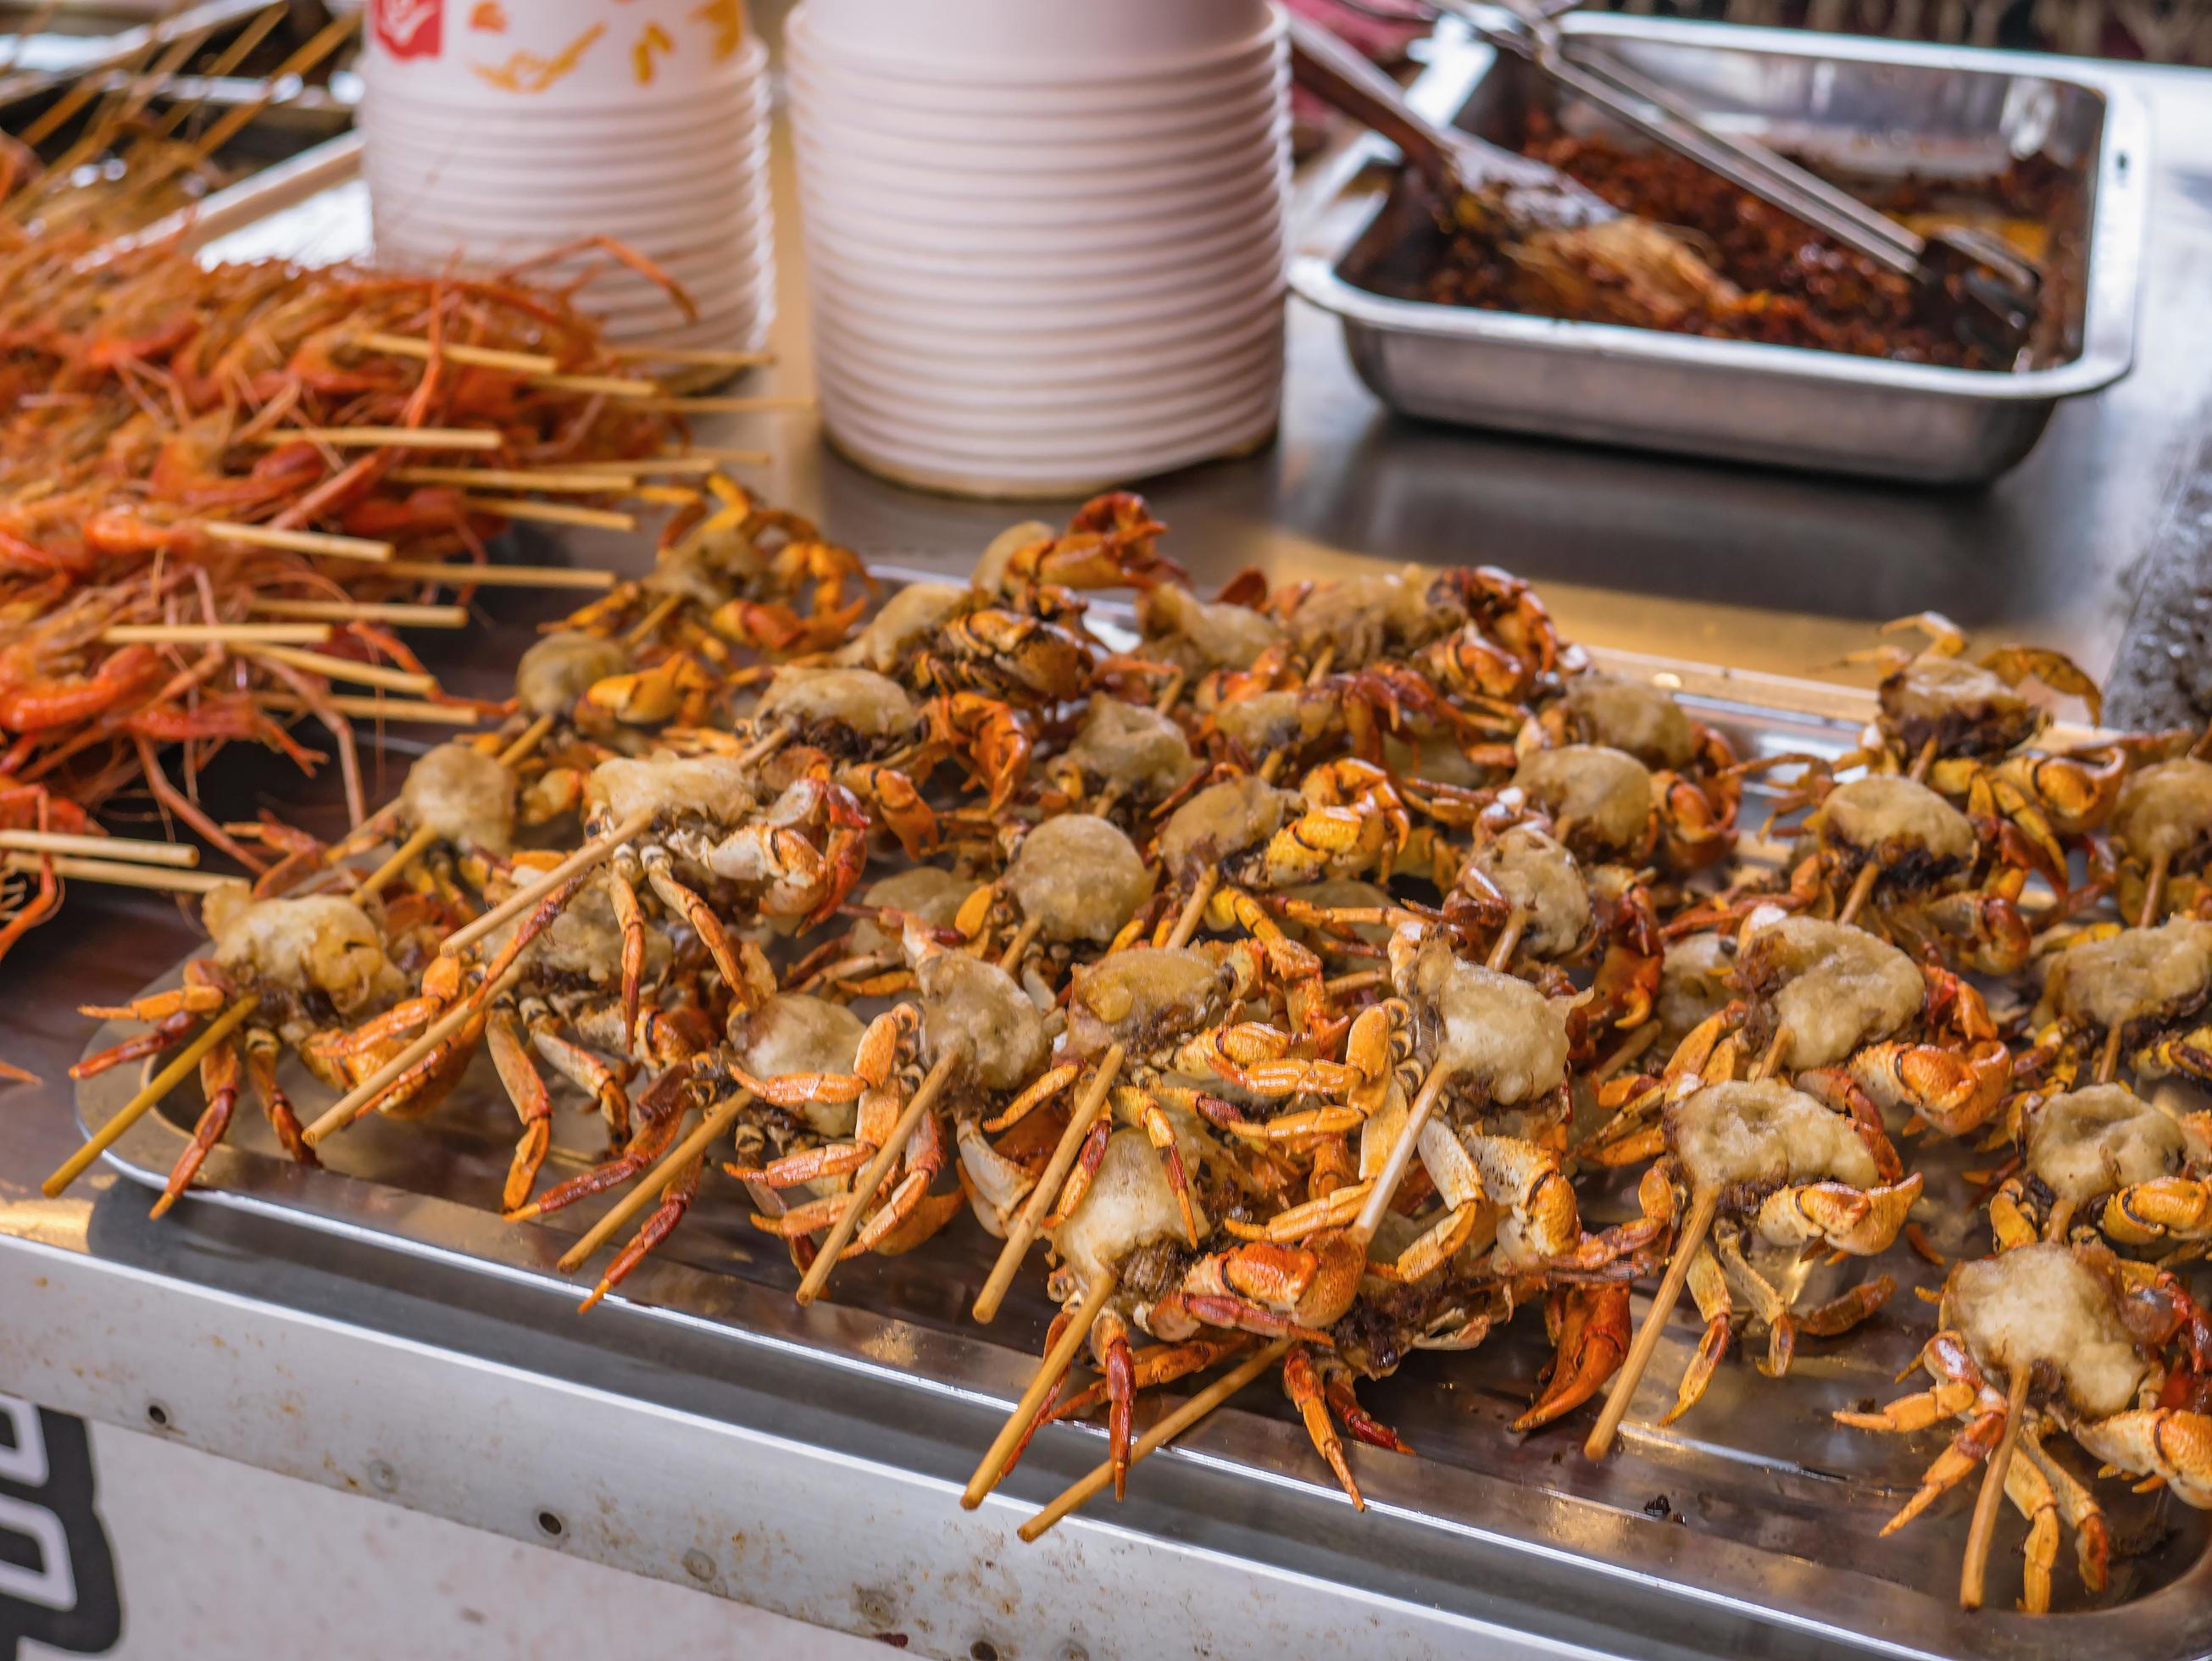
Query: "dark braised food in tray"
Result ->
[[1365, 119, 2072, 369]]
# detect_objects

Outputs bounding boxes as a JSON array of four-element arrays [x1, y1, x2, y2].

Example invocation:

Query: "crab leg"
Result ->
[[243, 1030, 313, 1165], [1658, 1246, 1731, 1425], [578, 1151, 703, 1313], [486, 1011, 553, 1213], [149, 1035, 242, 1219], [1283, 1342, 1364, 1508], [69, 1007, 198, 1080]]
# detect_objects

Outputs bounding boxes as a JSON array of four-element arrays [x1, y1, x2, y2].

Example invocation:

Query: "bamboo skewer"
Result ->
[[641, 394, 814, 414], [567, 452, 771, 474], [1487, 906, 1527, 970], [1020, 1337, 1295, 1542], [247, 644, 438, 696], [391, 466, 639, 494], [1585, 1025, 1792, 1460], [263, 694, 483, 725], [439, 809, 653, 960], [734, 725, 792, 769], [1353, 1055, 1454, 1245], [1, 853, 227, 893], [252, 426, 502, 451], [797, 1048, 963, 1305], [1582, 1188, 1719, 1461], [1164, 870, 1219, 952], [1837, 861, 1881, 930], [299, 965, 520, 1147], [607, 346, 775, 369], [381, 559, 616, 591], [996, 918, 1042, 974], [253, 599, 470, 628], [459, 497, 637, 532], [43, 997, 256, 1197], [351, 825, 435, 901], [2139, 848, 2171, 930], [1959, 1364, 2034, 1611], [0, 830, 196, 867], [141, 10, 358, 191], [972, 1042, 1127, 1325], [2096, 1023, 2125, 1086], [528, 370, 661, 397], [103, 622, 330, 645], [197, 519, 393, 562], [553, 1092, 753, 1275], [625, 592, 684, 648], [1592, 1022, 1661, 1083], [963, 1266, 1121, 1510], [499, 714, 558, 768], [356, 331, 559, 375]]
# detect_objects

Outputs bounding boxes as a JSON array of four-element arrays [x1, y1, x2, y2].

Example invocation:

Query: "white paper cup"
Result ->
[[786, 65, 1279, 146], [602, 286, 775, 341], [811, 302, 1281, 395], [792, 106, 1287, 193], [803, 228, 1281, 313], [789, 0, 1270, 78], [363, 92, 766, 168], [809, 297, 1283, 383], [370, 172, 770, 243], [821, 394, 1277, 499], [364, 143, 770, 217], [786, 54, 1279, 143], [364, 0, 760, 111], [806, 258, 1283, 336], [362, 65, 765, 134], [374, 241, 772, 314], [820, 344, 1281, 427], [819, 394, 1281, 474], [794, 148, 1285, 236], [797, 206, 1281, 286]]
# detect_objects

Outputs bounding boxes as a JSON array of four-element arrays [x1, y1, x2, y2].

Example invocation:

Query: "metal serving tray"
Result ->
[[64, 649, 2212, 1661], [1288, 18, 2149, 483]]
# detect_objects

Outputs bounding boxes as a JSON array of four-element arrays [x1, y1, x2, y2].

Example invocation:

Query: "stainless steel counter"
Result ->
[[5, 42, 2212, 1661]]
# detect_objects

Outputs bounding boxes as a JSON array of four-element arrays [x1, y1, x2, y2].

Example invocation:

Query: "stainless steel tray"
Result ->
[[67, 649, 2212, 1660], [1288, 18, 2149, 483]]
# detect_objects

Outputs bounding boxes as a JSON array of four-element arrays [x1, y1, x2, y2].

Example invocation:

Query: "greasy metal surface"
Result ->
[[64, 669, 2212, 1661], [1289, 19, 2147, 481]]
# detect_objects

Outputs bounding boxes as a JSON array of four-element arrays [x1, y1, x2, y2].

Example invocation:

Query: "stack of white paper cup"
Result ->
[[358, 0, 772, 351], [789, 0, 1289, 497]]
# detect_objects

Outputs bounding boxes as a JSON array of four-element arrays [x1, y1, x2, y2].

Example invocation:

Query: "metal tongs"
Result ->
[[1455, 0, 2041, 358]]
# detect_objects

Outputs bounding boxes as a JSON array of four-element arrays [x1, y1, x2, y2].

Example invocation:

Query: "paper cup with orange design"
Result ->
[[362, 0, 752, 110]]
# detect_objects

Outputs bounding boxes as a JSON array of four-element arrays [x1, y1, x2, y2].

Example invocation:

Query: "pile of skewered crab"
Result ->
[[57, 488, 2212, 1610]]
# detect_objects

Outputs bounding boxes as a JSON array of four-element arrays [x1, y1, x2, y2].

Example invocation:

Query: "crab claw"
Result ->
[[1847, 1040, 2011, 1139], [1514, 1283, 1630, 1431], [2074, 1409, 2212, 1508], [1753, 1174, 1923, 1257]]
